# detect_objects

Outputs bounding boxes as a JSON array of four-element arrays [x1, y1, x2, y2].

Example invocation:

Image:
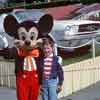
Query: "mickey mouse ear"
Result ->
[[38, 14, 53, 36], [4, 15, 19, 38], [48, 34, 55, 43], [42, 34, 55, 43]]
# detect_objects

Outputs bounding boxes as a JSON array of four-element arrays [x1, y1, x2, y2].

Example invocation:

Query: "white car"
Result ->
[[50, 20, 100, 53]]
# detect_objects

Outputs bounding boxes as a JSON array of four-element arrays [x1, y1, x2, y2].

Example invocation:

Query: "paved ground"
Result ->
[[60, 82, 100, 100], [0, 82, 100, 100], [0, 87, 16, 100]]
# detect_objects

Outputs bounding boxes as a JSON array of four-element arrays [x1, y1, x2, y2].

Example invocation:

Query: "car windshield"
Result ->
[[14, 10, 45, 22]]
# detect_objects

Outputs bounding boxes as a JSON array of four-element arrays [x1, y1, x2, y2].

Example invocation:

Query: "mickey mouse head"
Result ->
[[3, 14, 53, 51]]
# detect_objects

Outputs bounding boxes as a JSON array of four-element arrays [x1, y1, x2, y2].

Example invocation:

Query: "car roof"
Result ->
[[12, 8, 44, 13], [54, 20, 100, 25]]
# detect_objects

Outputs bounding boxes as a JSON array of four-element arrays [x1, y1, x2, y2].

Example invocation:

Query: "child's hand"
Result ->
[[39, 85, 43, 92], [57, 85, 62, 93], [39, 85, 42, 90]]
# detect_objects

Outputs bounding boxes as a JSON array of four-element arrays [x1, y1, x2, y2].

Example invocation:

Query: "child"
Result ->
[[38, 36, 64, 100]]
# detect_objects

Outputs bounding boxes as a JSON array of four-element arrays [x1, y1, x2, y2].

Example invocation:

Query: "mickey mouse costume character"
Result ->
[[0, 13, 53, 100]]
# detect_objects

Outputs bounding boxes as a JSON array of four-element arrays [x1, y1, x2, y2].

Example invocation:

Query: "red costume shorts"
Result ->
[[16, 70, 39, 100]]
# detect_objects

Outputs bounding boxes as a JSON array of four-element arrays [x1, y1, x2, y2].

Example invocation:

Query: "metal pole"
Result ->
[[92, 38, 97, 85], [92, 38, 95, 61]]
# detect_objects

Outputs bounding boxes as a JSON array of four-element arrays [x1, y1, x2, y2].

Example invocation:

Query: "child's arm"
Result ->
[[57, 56, 64, 84], [57, 56, 64, 92]]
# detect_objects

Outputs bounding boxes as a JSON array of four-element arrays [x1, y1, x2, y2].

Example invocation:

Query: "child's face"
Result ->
[[43, 43, 53, 57]]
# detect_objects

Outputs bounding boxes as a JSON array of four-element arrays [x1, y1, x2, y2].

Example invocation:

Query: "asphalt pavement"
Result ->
[[0, 82, 100, 100], [0, 87, 16, 100]]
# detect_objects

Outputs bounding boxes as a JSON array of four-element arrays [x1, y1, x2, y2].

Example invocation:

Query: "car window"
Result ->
[[78, 23, 100, 32], [15, 11, 28, 21], [14, 10, 45, 22]]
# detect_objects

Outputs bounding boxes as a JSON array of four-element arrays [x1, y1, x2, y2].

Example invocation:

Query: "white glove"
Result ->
[[58, 56, 62, 65]]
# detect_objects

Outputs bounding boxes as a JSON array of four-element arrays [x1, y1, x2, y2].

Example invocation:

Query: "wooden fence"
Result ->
[[0, 57, 100, 98], [59, 56, 100, 98], [0, 60, 15, 88]]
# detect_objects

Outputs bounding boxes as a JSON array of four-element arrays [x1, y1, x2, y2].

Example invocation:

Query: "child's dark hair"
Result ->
[[43, 36, 55, 47]]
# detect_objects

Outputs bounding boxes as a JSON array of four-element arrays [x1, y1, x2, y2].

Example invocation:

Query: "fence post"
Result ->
[[0, 64, 3, 86]]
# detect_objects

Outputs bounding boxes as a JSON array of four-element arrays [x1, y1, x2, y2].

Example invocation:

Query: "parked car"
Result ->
[[50, 19, 100, 57]]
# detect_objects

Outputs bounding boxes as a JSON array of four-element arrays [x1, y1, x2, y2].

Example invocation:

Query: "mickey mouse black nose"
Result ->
[[25, 40, 30, 46]]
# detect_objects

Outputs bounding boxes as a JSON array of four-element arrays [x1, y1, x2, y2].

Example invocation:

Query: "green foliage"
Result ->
[[1, 0, 99, 10], [63, 47, 100, 65], [63, 52, 91, 65], [80, 0, 98, 4]]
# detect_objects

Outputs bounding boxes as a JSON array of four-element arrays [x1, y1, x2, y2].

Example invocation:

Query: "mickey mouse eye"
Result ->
[[22, 36, 26, 41], [30, 31, 37, 40], [30, 36, 34, 40]]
